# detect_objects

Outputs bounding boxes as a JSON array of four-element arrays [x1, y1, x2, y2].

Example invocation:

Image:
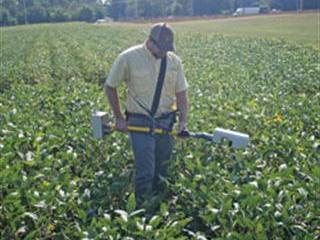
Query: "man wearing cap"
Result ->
[[104, 23, 188, 206]]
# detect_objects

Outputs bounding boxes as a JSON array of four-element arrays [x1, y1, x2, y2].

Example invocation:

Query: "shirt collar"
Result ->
[[143, 41, 159, 62]]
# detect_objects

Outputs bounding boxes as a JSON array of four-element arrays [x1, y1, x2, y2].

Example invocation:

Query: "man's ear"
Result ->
[[146, 37, 152, 44], [147, 38, 156, 52]]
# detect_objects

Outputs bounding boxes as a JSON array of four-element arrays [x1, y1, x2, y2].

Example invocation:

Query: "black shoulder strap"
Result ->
[[150, 56, 167, 117]]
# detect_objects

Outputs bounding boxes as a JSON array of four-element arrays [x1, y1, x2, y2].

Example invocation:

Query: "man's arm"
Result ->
[[105, 85, 127, 131], [104, 52, 128, 131], [176, 90, 188, 132]]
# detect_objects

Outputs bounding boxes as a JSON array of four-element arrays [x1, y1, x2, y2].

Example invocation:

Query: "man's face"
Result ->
[[149, 38, 167, 59]]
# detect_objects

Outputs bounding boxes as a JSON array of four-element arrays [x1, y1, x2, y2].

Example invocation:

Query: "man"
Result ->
[[104, 23, 188, 205]]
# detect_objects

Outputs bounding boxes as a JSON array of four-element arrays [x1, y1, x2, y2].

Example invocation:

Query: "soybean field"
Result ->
[[0, 17, 320, 239]]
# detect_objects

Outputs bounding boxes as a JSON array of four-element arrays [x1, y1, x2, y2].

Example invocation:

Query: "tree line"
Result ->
[[0, 0, 105, 25], [108, 0, 318, 20], [1, 0, 319, 26]]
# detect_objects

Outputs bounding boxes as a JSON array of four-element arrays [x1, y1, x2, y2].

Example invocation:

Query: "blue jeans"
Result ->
[[128, 116, 174, 204]]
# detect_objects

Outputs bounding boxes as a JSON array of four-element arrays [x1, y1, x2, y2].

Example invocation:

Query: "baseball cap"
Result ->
[[149, 23, 175, 52]]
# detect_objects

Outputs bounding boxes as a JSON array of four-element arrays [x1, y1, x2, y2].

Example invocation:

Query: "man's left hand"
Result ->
[[178, 121, 187, 133]]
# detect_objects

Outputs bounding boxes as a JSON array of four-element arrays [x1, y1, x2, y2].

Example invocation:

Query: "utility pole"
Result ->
[[300, 0, 303, 12]]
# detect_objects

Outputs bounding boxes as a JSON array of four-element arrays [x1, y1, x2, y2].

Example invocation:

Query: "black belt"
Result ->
[[126, 111, 177, 120], [125, 111, 150, 120]]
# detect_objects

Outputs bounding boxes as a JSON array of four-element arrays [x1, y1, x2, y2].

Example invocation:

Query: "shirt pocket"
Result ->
[[131, 69, 150, 94], [164, 69, 177, 95]]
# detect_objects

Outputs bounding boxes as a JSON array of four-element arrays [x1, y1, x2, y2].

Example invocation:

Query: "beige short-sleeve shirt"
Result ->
[[105, 43, 188, 117]]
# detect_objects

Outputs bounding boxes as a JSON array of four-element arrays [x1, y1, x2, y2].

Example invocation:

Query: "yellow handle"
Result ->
[[112, 125, 177, 135], [128, 126, 161, 133], [128, 126, 178, 135]]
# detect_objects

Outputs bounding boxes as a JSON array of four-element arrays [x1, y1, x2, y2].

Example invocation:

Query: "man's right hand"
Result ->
[[115, 117, 128, 132]]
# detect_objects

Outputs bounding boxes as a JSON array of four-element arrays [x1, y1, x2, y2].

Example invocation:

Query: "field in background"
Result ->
[[109, 12, 319, 48], [1, 15, 320, 239]]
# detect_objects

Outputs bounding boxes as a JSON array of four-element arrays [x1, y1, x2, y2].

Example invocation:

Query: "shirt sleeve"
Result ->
[[104, 53, 128, 88], [175, 58, 188, 93]]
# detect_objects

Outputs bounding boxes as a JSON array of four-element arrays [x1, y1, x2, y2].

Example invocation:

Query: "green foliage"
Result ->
[[0, 23, 319, 239], [79, 6, 95, 22], [27, 5, 48, 23], [0, 0, 105, 26], [48, 8, 70, 22], [0, 7, 17, 25], [1, 0, 319, 26]]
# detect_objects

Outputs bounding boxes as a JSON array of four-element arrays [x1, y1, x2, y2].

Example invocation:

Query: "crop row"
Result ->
[[1, 23, 319, 239]]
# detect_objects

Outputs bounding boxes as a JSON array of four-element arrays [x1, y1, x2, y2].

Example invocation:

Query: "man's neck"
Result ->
[[146, 40, 161, 59]]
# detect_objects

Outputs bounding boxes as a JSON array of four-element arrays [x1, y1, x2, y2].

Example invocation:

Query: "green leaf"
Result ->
[[160, 202, 169, 216], [149, 215, 162, 228], [78, 209, 87, 222], [126, 193, 136, 213], [24, 212, 38, 221], [114, 209, 128, 223]]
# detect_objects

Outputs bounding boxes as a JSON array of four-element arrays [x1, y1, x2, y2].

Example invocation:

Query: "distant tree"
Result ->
[[169, 1, 184, 16], [109, 0, 126, 20], [137, 0, 161, 18], [0, 0, 319, 25], [105, 1, 112, 16], [304, 0, 319, 9], [79, 6, 94, 22], [27, 5, 48, 23], [211, 0, 233, 14], [193, 0, 211, 15], [193, 0, 233, 15], [95, 7, 105, 19], [171, 0, 193, 16], [48, 8, 70, 22], [125, 0, 138, 19], [0, 8, 11, 25], [234, 0, 259, 8], [269, 0, 296, 10], [220, 0, 237, 13]]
